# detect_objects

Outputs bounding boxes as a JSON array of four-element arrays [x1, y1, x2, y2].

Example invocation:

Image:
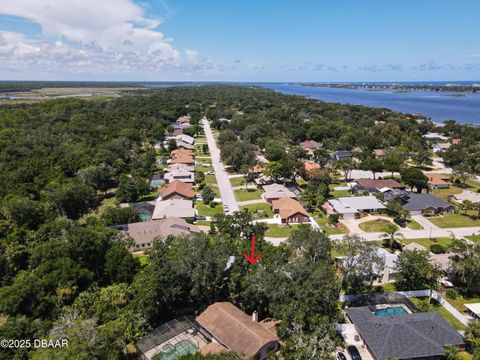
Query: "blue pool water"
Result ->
[[151, 180, 163, 187], [160, 340, 197, 360], [375, 307, 407, 317]]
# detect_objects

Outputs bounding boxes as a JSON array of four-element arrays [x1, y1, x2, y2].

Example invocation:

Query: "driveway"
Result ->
[[411, 215, 440, 229], [202, 118, 239, 214]]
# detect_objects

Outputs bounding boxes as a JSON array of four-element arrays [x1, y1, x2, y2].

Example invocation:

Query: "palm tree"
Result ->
[[379, 223, 405, 250], [462, 200, 473, 215], [444, 344, 460, 360]]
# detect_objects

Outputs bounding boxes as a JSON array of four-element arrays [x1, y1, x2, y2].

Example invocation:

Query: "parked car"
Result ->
[[394, 217, 407, 228], [195, 215, 207, 221], [207, 171, 215, 175], [195, 194, 203, 200], [347, 345, 362, 360], [336, 352, 347, 360], [223, 204, 229, 213]]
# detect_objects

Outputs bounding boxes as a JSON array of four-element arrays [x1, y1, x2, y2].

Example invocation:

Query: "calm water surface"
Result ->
[[261, 83, 480, 124]]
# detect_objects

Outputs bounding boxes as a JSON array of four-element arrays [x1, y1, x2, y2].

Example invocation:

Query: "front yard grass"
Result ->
[[465, 235, 480, 242], [406, 219, 423, 230], [428, 211, 480, 228], [195, 165, 213, 172], [431, 186, 464, 201], [195, 202, 223, 217], [240, 203, 273, 219], [205, 174, 217, 185], [234, 188, 263, 201], [265, 224, 299, 238], [230, 176, 247, 187], [359, 219, 397, 233], [402, 237, 453, 250], [315, 216, 349, 235]]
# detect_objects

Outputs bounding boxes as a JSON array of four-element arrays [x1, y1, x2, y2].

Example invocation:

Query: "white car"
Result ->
[[223, 204, 229, 213]]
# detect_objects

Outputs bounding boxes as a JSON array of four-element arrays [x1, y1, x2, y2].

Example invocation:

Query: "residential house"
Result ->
[[177, 116, 191, 124], [152, 199, 195, 219], [423, 132, 448, 142], [163, 169, 195, 184], [426, 173, 449, 189], [336, 247, 397, 284], [346, 306, 464, 360], [303, 161, 320, 173], [330, 150, 352, 161], [385, 191, 454, 216], [465, 303, 480, 320], [126, 217, 200, 251], [453, 190, 480, 204], [171, 149, 194, 158], [196, 302, 280, 360], [176, 141, 195, 150], [433, 142, 451, 153], [263, 183, 297, 202], [169, 154, 195, 165], [249, 164, 266, 177], [327, 196, 386, 220], [353, 178, 405, 194], [158, 180, 195, 200], [167, 163, 195, 173], [373, 149, 385, 158], [176, 134, 195, 145], [271, 197, 310, 224], [299, 140, 321, 152], [404, 242, 452, 273]]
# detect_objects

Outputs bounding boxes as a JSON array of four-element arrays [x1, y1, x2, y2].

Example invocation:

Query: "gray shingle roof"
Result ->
[[346, 306, 463, 360], [401, 193, 453, 211]]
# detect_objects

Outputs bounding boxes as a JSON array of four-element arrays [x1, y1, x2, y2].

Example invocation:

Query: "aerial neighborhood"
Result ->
[[1, 86, 480, 360]]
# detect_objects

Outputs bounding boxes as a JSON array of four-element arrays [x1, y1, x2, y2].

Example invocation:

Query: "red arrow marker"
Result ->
[[244, 235, 263, 264]]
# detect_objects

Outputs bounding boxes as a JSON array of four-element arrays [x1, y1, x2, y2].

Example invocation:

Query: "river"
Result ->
[[260, 83, 480, 125]]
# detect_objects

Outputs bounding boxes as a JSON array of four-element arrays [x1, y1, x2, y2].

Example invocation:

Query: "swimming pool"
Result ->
[[160, 339, 197, 360], [375, 307, 407, 317], [151, 180, 163, 187]]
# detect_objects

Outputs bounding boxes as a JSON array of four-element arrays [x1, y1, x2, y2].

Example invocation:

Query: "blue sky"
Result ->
[[0, 0, 479, 81]]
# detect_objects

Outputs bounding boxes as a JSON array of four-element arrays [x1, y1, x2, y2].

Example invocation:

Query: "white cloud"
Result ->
[[0, 0, 221, 79], [185, 49, 198, 60]]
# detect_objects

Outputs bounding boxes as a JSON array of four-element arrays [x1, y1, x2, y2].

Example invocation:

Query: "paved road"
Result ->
[[202, 118, 239, 214]]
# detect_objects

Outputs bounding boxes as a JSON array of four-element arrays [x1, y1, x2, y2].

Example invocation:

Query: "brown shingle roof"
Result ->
[[170, 154, 195, 164], [126, 218, 200, 248], [426, 173, 449, 186], [356, 178, 403, 189], [159, 180, 195, 199], [299, 140, 320, 150], [171, 149, 193, 158], [304, 161, 320, 172], [177, 116, 191, 124], [271, 197, 309, 220], [196, 302, 278, 359]]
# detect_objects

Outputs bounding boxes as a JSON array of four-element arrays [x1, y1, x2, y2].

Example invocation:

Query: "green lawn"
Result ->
[[448, 294, 480, 314], [428, 211, 480, 228], [234, 188, 263, 201], [402, 237, 453, 250], [466, 235, 480, 242], [330, 189, 350, 197], [196, 157, 212, 164], [359, 219, 397, 233], [133, 254, 149, 266], [230, 176, 247, 187], [406, 219, 423, 230], [240, 203, 273, 219], [196, 202, 223, 217], [431, 186, 463, 201], [195, 165, 213, 172], [315, 216, 349, 235], [265, 224, 298, 237], [205, 174, 217, 185], [138, 189, 159, 201], [409, 298, 466, 331], [195, 220, 211, 226]]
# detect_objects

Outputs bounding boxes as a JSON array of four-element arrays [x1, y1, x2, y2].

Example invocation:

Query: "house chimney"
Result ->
[[252, 311, 258, 323]]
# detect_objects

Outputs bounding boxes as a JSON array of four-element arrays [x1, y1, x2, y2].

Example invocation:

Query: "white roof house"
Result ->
[[164, 170, 195, 183], [423, 132, 448, 142], [263, 183, 297, 201], [465, 303, 480, 320], [453, 190, 480, 204], [152, 199, 195, 219], [329, 196, 386, 212], [176, 134, 195, 145]]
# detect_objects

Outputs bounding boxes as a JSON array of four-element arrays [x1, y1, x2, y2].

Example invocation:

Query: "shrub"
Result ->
[[430, 244, 446, 254], [446, 289, 458, 300], [328, 213, 340, 225]]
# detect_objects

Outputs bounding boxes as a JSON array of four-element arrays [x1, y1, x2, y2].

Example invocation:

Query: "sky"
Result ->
[[0, 0, 480, 82]]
